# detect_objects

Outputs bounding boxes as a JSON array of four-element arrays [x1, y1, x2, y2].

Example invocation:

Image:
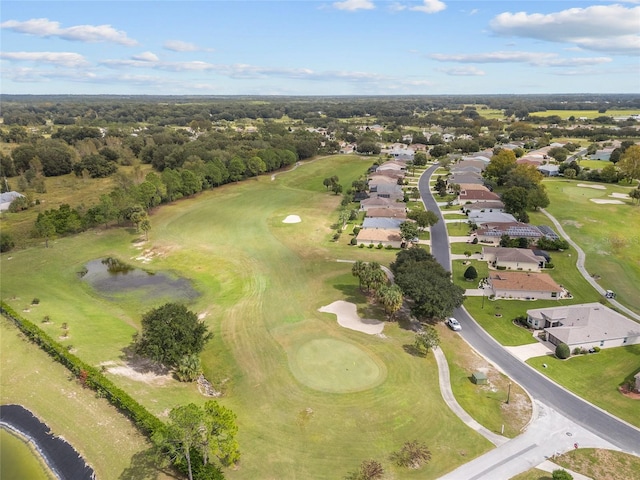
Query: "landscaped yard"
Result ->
[[527, 345, 640, 429]]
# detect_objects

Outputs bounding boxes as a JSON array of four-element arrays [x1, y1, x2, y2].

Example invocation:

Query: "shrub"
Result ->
[[593, 346, 600, 353], [463, 265, 478, 281], [555, 343, 571, 359], [496, 265, 507, 270], [573, 347, 585, 355], [376, 243, 383, 249], [350, 237, 357, 245], [385, 245, 393, 250], [0, 231, 15, 253], [358, 243, 365, 248], [353, 226, 361, 235], [31, 298, 40, 305], [552, 469, 573, 480], [471, 237, 478, 244]]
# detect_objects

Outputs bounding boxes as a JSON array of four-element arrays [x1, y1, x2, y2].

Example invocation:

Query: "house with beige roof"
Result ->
[[487, 271, 563, 300], [481, 246, 547, 271], [356, 228, 402, 248], [359, 197, 399, 211], [526, 303, 640, 350], [366, 208, 407, 219], [458, 188, 501, 204]]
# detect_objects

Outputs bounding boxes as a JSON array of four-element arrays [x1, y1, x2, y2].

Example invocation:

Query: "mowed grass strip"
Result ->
[[1, 155, 493, 479], [526, 345, 640, 429]]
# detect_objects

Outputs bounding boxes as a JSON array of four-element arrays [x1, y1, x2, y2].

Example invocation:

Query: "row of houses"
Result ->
[[355, 160, 410, 248]]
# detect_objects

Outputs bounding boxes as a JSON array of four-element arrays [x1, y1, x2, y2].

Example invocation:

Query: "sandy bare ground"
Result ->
[[577, 183, 606, 190], [101, 361, 173, 385], [590, 199, 625, 204], [609, 193, 630, 199], [318, 300, 384, 335], [283, 215, 301, 223]]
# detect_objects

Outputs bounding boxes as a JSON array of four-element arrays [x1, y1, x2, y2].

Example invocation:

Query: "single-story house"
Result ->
[[366, 207, 407, 219], [487, 271, 563, 300], [538, 164, 560, 177], [368, 175, 401, 187], [360, 197, 397, 211], [362, 217, 405, 230], [448, 172, 484, 186], [368, 183, 404, 201], [475, 222, 544, 245], [481, 246, 547, 271], [468, 211, 518, 225], [461, 201, 505, 214], [458, 189, 501, 204], [0, 191, 25, 211], [526, 303, 640, 350], [376, 160, 407, 172], [356, 228, 403, 248]]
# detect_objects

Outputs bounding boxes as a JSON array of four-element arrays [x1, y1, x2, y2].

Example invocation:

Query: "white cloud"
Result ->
[[429, 51, 612, 67], [489, 5, 640, 55], [0, 51, 89, 68], [163, 40, 201, 52], [132, 52, 159, 62], [333, 0, 375, 11], [438, 66, 485, 76], [1, 18, 138, 46], [410, 0, 446, 14]]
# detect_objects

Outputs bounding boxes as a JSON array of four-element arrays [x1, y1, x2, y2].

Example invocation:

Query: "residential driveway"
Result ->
[[448, 235, 472, 243], [464, 289, 486, 296], [505, 341, 554, 361]]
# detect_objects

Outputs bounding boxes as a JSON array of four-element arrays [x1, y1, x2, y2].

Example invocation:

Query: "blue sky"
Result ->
[[1, 1, 639, 95]]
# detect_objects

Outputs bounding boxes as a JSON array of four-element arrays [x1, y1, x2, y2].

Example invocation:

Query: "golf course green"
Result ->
[[0, 155, 494, 479]]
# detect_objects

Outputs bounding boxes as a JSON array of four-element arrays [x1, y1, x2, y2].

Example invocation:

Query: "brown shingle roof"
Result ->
[[489, 271, 561, 293]]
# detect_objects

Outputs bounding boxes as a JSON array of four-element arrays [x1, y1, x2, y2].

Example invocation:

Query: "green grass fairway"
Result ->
[[290, 338, 385, 393], [527, 345, 640, 428], [542, 178, 640, 313], [1, 155, 494, 479]]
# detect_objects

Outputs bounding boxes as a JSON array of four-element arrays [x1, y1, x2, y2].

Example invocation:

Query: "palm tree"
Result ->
[[376, 284, 403, 320], [351, 260, 366, 291]]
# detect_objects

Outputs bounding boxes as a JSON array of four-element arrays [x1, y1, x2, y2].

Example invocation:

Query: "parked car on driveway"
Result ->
[[446, 317, 462, 331]]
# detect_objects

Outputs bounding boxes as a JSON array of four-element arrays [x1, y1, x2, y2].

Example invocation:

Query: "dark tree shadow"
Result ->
[[120, 346, 171, 375], [403, 344, 426, 357], [119, 448, 179, 480]]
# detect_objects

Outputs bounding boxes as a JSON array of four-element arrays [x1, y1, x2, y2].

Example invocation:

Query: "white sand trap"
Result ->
[[319, 300, 384, 335], [577, 183, 606, 190], [609, 193, 630, 199], [590, 199, 624, 204], [283, 215, 301, 224]]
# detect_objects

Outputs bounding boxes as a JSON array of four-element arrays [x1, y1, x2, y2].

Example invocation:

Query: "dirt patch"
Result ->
[[132, 244, 175, 263], [609, 193, 630, 199], [562, 220, 583, 229], [101, 359, 173, 386]]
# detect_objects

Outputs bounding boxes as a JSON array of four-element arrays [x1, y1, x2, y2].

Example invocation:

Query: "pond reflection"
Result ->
[[80, 258, 199, 302]]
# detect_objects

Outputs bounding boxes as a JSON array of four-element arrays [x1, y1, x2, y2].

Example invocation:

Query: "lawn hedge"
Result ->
[[0, 301, 164, 436]]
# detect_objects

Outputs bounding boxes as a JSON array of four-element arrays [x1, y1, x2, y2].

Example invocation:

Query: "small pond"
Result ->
[[80, 257, 199, 303]]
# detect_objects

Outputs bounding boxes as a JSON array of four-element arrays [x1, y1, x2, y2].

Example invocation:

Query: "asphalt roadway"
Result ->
[[418, 164, 640, 477]]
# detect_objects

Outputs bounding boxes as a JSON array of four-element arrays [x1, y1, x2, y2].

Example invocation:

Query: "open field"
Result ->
[[1, 155, 496, 479], [541, 178, 640, 313], [553, 448, 640, 480], [528, 109, 640, 119], [527, 345, 640, 428]]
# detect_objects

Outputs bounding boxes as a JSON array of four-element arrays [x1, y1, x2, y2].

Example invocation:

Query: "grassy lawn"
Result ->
[[450, 242, 482, 255], [451, 259, 488, 290], [447, 221, 472, 236], [541, 178, 640, 313], [526, 345, 640, 428], [1, 155, 494, 479], [0, 319, 162, 480], [439, 325, 531, 438], [511, 449, 640, 480]]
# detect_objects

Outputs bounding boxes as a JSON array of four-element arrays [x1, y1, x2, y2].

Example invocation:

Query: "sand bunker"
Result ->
[[577, 183, 606, 190], [590, 199, 624, 204], [283, 215, 301, 224], [609, 193, 630, 199], [319, 300, 384, 335]]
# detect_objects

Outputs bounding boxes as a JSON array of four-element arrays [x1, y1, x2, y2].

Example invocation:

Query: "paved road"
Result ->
[[418, 164, 640, 476]]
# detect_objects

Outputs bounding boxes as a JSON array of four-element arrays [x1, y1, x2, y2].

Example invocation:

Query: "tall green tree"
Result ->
[[484, 149, 517, 185], [134, 303, 212, 368], [618, 145, 640, 182], [376, 284, 403, 320], [414, 326, 440, 355]]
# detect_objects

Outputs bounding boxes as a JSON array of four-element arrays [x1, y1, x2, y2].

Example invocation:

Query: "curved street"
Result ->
[[417, 164, 640, 478]]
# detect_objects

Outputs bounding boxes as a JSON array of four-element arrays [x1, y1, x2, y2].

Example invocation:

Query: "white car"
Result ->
[[447, 317, 462, 331]]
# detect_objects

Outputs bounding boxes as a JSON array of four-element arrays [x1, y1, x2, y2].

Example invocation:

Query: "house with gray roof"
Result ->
[[538, 164, 560, 176], [362, 217, 405, 230], [475, 222, 543, 245], [481, 246, 547, 271], [0, 191, 25, 211], [461, 201, 505, 214], [526, 303, 640, 350], [468, 211, 518, 226], [448, 172, 484, 186]]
